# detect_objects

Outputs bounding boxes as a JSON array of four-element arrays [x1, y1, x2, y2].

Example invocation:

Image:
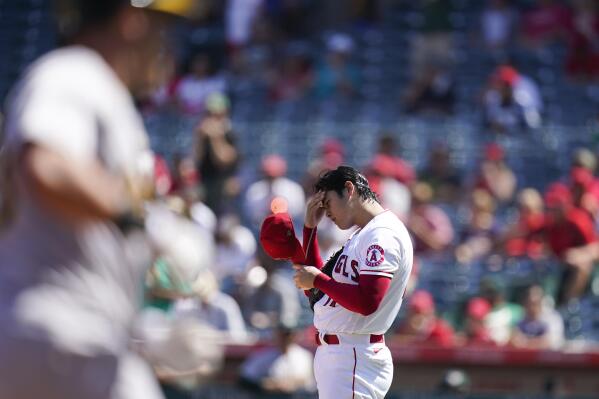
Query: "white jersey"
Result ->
[[0, 46, 153, 355], [313, 210, 413, 334]]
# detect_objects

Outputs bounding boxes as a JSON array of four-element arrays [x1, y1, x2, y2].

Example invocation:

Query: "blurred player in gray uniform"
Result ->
[[0, 1, 202, 398]]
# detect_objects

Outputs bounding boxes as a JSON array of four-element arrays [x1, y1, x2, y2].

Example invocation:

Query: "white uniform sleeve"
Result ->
[[14, 83, 97, 161], [356, 227, 403, 278], [6, 56, 99, 162]]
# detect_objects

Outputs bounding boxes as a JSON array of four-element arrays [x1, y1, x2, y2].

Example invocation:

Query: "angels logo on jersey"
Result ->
[[365, 244, 385, 267]]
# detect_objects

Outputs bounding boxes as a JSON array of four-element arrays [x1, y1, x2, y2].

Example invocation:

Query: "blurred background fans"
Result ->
[[3, 0, 599, 398]]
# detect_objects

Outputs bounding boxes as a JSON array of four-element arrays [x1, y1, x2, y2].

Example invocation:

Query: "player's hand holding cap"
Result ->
[[260, 211, 306, 264]]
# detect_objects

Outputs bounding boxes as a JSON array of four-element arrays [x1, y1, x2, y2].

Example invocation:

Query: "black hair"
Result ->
[[54, 0, 128, 40], [314, 165, 379, 203]]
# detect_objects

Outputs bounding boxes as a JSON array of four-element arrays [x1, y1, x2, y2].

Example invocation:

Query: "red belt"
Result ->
[[315, 333, 384, 346]]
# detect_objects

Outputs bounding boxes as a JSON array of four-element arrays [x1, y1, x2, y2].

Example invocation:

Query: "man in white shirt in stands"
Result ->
[[173, 270, 249, 343], [239, 324, 315, 395], [244, 154, 305, 230]]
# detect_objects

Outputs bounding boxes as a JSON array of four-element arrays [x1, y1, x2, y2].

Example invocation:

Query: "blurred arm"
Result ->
[[21, 144, 129, 222], [198, 118, 238, 169], [207, 133, 237, 168]]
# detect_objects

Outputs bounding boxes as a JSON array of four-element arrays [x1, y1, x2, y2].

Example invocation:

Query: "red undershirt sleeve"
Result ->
[[313, 273, 391, 316], [303, 225, 323, 268], [575, 213, 598, 244], [302, 226, 323, 297]]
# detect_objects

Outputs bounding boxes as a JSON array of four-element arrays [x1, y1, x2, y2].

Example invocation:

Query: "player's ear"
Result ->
[[345, 181, 355, 198], [119, 7, 150, 43]]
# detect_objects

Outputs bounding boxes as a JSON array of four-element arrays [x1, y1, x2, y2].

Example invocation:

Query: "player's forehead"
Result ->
[[322, 190, 338, 203]]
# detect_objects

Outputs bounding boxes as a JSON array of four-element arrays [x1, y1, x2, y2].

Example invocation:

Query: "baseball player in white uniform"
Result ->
[[0, 1, 202, 399], [293, 165, 413, 399]]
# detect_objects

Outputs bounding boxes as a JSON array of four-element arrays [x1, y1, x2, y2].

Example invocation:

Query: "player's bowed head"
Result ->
[[54, 0, 209, 97], [314, 166, 381, 229], [293, 166, 384, 290]]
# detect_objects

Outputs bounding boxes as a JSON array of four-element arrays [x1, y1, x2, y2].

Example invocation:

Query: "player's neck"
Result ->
[[353, 200, 386, 228]]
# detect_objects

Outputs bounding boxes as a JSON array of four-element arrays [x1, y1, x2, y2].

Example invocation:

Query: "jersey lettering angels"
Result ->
[[313, 210, 413, 335]]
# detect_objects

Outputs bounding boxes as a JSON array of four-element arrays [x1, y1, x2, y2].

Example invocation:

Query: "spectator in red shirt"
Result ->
[[408, 182, 455, 254], [301, 138, 345, 194], [170, 153, 199, 197], [569, 149, 599, 221], [520, 0, 572, 49], [570, 166, 598, 211], [565, 0, 599, 81], [373, 134, 416, 186], [393, 290, 455, 347], [365, 154, 412, 220], [543, 183, 598, 305], [457, 297, 496, 347], [579, 181, 599, 224], [544, 183, 596, 256], [501, 188, 546, 259]]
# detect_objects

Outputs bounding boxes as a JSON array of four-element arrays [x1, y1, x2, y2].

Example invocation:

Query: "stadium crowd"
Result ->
[[127, 1, 599, 396], [2, 0, 599, 398]]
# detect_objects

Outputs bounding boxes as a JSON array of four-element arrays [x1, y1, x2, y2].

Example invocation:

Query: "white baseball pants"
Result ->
[[313, 333, 393, 399]]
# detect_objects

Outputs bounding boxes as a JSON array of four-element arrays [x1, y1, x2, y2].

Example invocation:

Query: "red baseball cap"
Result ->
[[409, 290, 435, 314], [484, 143, 504, 161], [321, 138, 345, 157], [495, 66, 519, 86], [544, 182, 572, 208], [369, 154, 396, 178], [262, 155, 287, 178], [570, 167, 594, 189], [467, 297, 491, 321], [260, 212, 306, 264], [323, 152, 344, 169]]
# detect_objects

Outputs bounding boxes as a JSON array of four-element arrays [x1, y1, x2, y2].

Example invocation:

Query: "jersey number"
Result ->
[[333, 255, 359, 282]]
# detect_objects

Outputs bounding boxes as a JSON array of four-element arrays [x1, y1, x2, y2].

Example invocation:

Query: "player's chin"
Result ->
[[333, 219, 350, 230]]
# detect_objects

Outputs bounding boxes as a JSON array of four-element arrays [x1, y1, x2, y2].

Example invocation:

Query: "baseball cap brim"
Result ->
[[132, 0, 207, 18]]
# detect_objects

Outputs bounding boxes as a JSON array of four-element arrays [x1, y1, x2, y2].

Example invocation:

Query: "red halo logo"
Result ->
[[365, 244, 384, 266]]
